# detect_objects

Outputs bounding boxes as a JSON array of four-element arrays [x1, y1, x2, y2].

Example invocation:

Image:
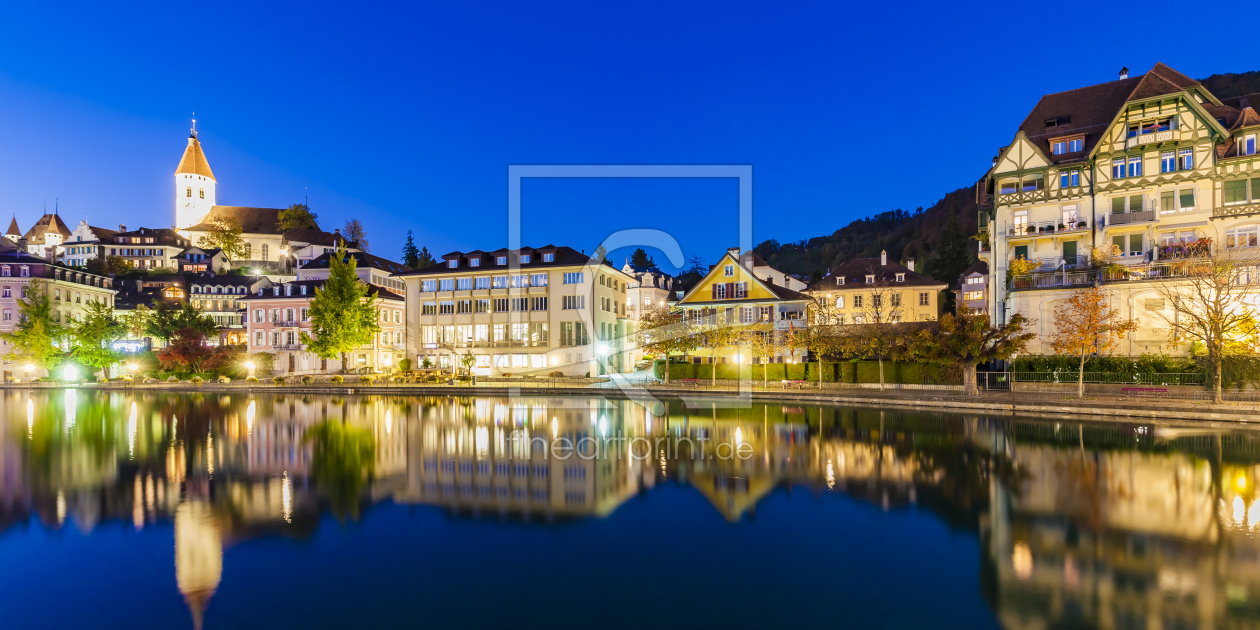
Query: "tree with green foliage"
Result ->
[[307, 420, 376, 523], [301, 242, 381, 372], [277, 203, 320, 231], [401, 231, 421, 268], [908, 310, 1036, 396], [925, 216, 973, 285], [415, 246, 436, 269], [119, 303, 151, 339], [145, 301, 217, 344], [1, 279, 64, 374], [196, 215, 248, 262], [630, 248, 655, 269], [71, 300, 126, 378], [86, 255, 131, 277]]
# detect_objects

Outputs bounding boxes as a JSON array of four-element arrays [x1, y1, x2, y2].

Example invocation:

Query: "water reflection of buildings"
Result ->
[[983, 423, 1260, 630], [11, 390, 1260, 629]]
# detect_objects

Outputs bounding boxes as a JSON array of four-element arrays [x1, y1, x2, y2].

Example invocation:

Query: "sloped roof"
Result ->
[[282, 228, 356, 248], [22, 214, 73, 243], [1015, 75, 1142, 166], [240, 279, 404, 301], [1230, 105, 1260, 131], [6, 217, 20, 237], [396, 245, 612, 277], [175, 136, 216, 180], [87, 225, 119, 241], [958, 260, 989, 279], [300, 250, 414, 275], [808, 257, 946, 291], [184, 206, 283, 235]]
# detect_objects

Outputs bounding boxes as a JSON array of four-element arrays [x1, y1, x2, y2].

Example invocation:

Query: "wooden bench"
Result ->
[[1121, 387, 1167, 394]]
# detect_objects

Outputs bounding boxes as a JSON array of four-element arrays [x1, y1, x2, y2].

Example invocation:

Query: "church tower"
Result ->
[[175, 118, 216, 230]]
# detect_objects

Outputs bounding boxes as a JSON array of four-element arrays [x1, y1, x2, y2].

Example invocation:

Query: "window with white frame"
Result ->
[[1052, 141, 1066, 155], [421, 279, 437, 292], [1062, 204, 1079, 225], [439, 278, 454, 291], [1068, 138, 1082, 152], [1161, 151, 1175, 173], [1178, 148, 1194, 170], [723, 265, 734, 277], [456, 278, 472, 290], [1244, 134, 1257, 156], [542, 253, 554, 262], [469, 258, 480, 267], [530, 273, 548, 287], [447, 259, 458, 268], [895, 273, 905, 282], [865, 275, 874, 284], [496, 256, 507, 265], [1227, 225, 1259, 248], [563, 272, 583, 284], [1127, 156, 1143, 178], [520, 254, 531, 264], [1111, 158, 1125, 179], [1059, 169, 1080, 188]]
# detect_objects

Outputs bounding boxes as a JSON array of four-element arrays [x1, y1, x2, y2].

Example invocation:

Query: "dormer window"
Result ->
[[447, 259, 458, 268], [469, 258, 480, 267], [520, 254, 531, 263], [542, 253, 554, 262], [836, 277, 844, 286], [865, 275, 875, 284], [1044, 115, 1069, 128], [300, 286, 307, 295], [896, 273, 905, 282], [497, 256, 507, 265]]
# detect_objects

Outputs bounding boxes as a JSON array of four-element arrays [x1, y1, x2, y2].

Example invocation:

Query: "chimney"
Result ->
[[907, 258, 915, 272], [119, 224, 126, 232], [1119, 66, 1129, 80], [726, 247, 740, 260], [880, 250, 887, 266]]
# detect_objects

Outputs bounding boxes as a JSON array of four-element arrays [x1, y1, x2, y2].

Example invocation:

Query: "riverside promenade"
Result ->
[[5, 377, 1259, 423]]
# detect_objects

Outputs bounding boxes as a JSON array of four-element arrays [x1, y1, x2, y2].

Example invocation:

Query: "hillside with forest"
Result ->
[[753, 69, 1260, 289]]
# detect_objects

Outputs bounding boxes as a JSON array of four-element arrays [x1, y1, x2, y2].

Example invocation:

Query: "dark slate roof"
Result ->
[[86, 225, 119, 241], [188, 274, 268, 287], [808, 258, 946, 291], [300, 250, 413, 274], [110, 227, 189, 247], [282, 228, 356, 248], [185, 206, 284, 234], [958, 260, 989, 279], [241, 279, 404, 302], [397, 245, 610, 277]]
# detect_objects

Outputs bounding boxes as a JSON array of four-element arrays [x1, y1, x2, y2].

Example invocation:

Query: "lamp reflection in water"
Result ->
[[27, 398, 33, 439], [128, 402, 138, 459], [64, 389, 76, 430], [282, 472, 293, 524]]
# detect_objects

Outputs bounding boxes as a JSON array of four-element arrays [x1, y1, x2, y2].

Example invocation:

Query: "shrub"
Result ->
[[246, 376, 259, 383], [272, 376, 285, 386], [301, 375, 314, 385], [500, 372, 512, 378], [167, 376, 179, 383], [398, 358, 412, 372], [549, 371, 564, 377], [360, 375, 375, 386], [330, 375, 345, 384]]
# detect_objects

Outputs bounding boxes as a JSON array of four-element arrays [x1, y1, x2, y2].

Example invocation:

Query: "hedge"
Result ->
[[653, 359, 960, 385], [1010, 353, 1198, 375]]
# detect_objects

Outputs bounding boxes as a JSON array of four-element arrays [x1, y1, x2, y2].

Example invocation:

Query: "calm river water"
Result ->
[[0, 389, 1256, 629]]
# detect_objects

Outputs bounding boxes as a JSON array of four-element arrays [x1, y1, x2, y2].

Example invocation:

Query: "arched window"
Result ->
[[199, 188, 204, 199], [186, 187, 192, 197], [262, 244, 269, 261]]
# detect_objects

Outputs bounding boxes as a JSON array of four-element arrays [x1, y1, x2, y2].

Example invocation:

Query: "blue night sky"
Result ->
[[0, 1, 1247, 272]]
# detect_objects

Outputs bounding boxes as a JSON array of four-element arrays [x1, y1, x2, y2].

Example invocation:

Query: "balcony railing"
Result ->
[[273, 344, 304, 351], [1011, 271, 1095, 290], [996, 189, 1047, 206], [1106, 209, 1157, 226], [1214, 202, 1260, 219], [269, 320, 300, 327], [1006, 221, 1089, 237], [1126, 129, 1177, 149]]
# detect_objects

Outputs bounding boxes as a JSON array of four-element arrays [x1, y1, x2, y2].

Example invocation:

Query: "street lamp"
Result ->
[[245, 361, 256, 380]]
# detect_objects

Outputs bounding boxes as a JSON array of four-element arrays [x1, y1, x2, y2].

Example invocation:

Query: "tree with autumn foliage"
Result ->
[[156, 328, 214, 374], [1147, 234, 1260, 403], [908, 309, 1036, 396], [1049, 287, 1139, 398], [633, 305, 697, 384]]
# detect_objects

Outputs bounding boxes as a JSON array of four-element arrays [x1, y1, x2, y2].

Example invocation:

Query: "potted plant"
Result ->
[[246, 376, 259, 384], [1077, 220, 1086, 229], [272, 376, 285, 386], [330, 375, 345, 384], [360, 375, 375, 386], [301, 375, 314, 385], [1058, 223, 1066, 230]]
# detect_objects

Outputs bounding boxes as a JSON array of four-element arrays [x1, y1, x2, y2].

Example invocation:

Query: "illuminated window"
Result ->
[[199, 188, 204, 199], [186, 187, 192, 197]]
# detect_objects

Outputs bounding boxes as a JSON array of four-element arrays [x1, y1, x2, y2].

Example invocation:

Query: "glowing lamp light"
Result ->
[[733, 353, 742, 363], [596, 344, 609, 356], [245, 361, 255, 370], [63, 365, 78, 381], [127, 363, 138, 372], [23, 364, 33, 374]]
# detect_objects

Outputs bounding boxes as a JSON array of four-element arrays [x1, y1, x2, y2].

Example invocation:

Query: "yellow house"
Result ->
[[803, 251, 945, 323], [674, 247, 810, 363]]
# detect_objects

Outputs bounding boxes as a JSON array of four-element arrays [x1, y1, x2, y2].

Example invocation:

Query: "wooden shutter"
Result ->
[[726, 282, 735, 299], [711, 284, 718, 299]]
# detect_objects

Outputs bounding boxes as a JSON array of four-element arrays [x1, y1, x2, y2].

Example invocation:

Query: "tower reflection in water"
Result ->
[[2, 390, 1260, 629]]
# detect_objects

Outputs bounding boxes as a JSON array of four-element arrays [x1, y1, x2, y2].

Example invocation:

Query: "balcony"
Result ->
[[996, 189, 1047, 206], [1105, 210, 1157, 226], [273, 344, 304, 351], [1011, 270, 1095, 290], [1126, 129, 1177, 149], [270, 320, 300, 327], [1214, 202, 1260, 219], [1006, 221, 1089, 238]]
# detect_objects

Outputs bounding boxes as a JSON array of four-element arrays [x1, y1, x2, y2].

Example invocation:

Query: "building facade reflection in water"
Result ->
[[4, 390, 1260, 628]]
